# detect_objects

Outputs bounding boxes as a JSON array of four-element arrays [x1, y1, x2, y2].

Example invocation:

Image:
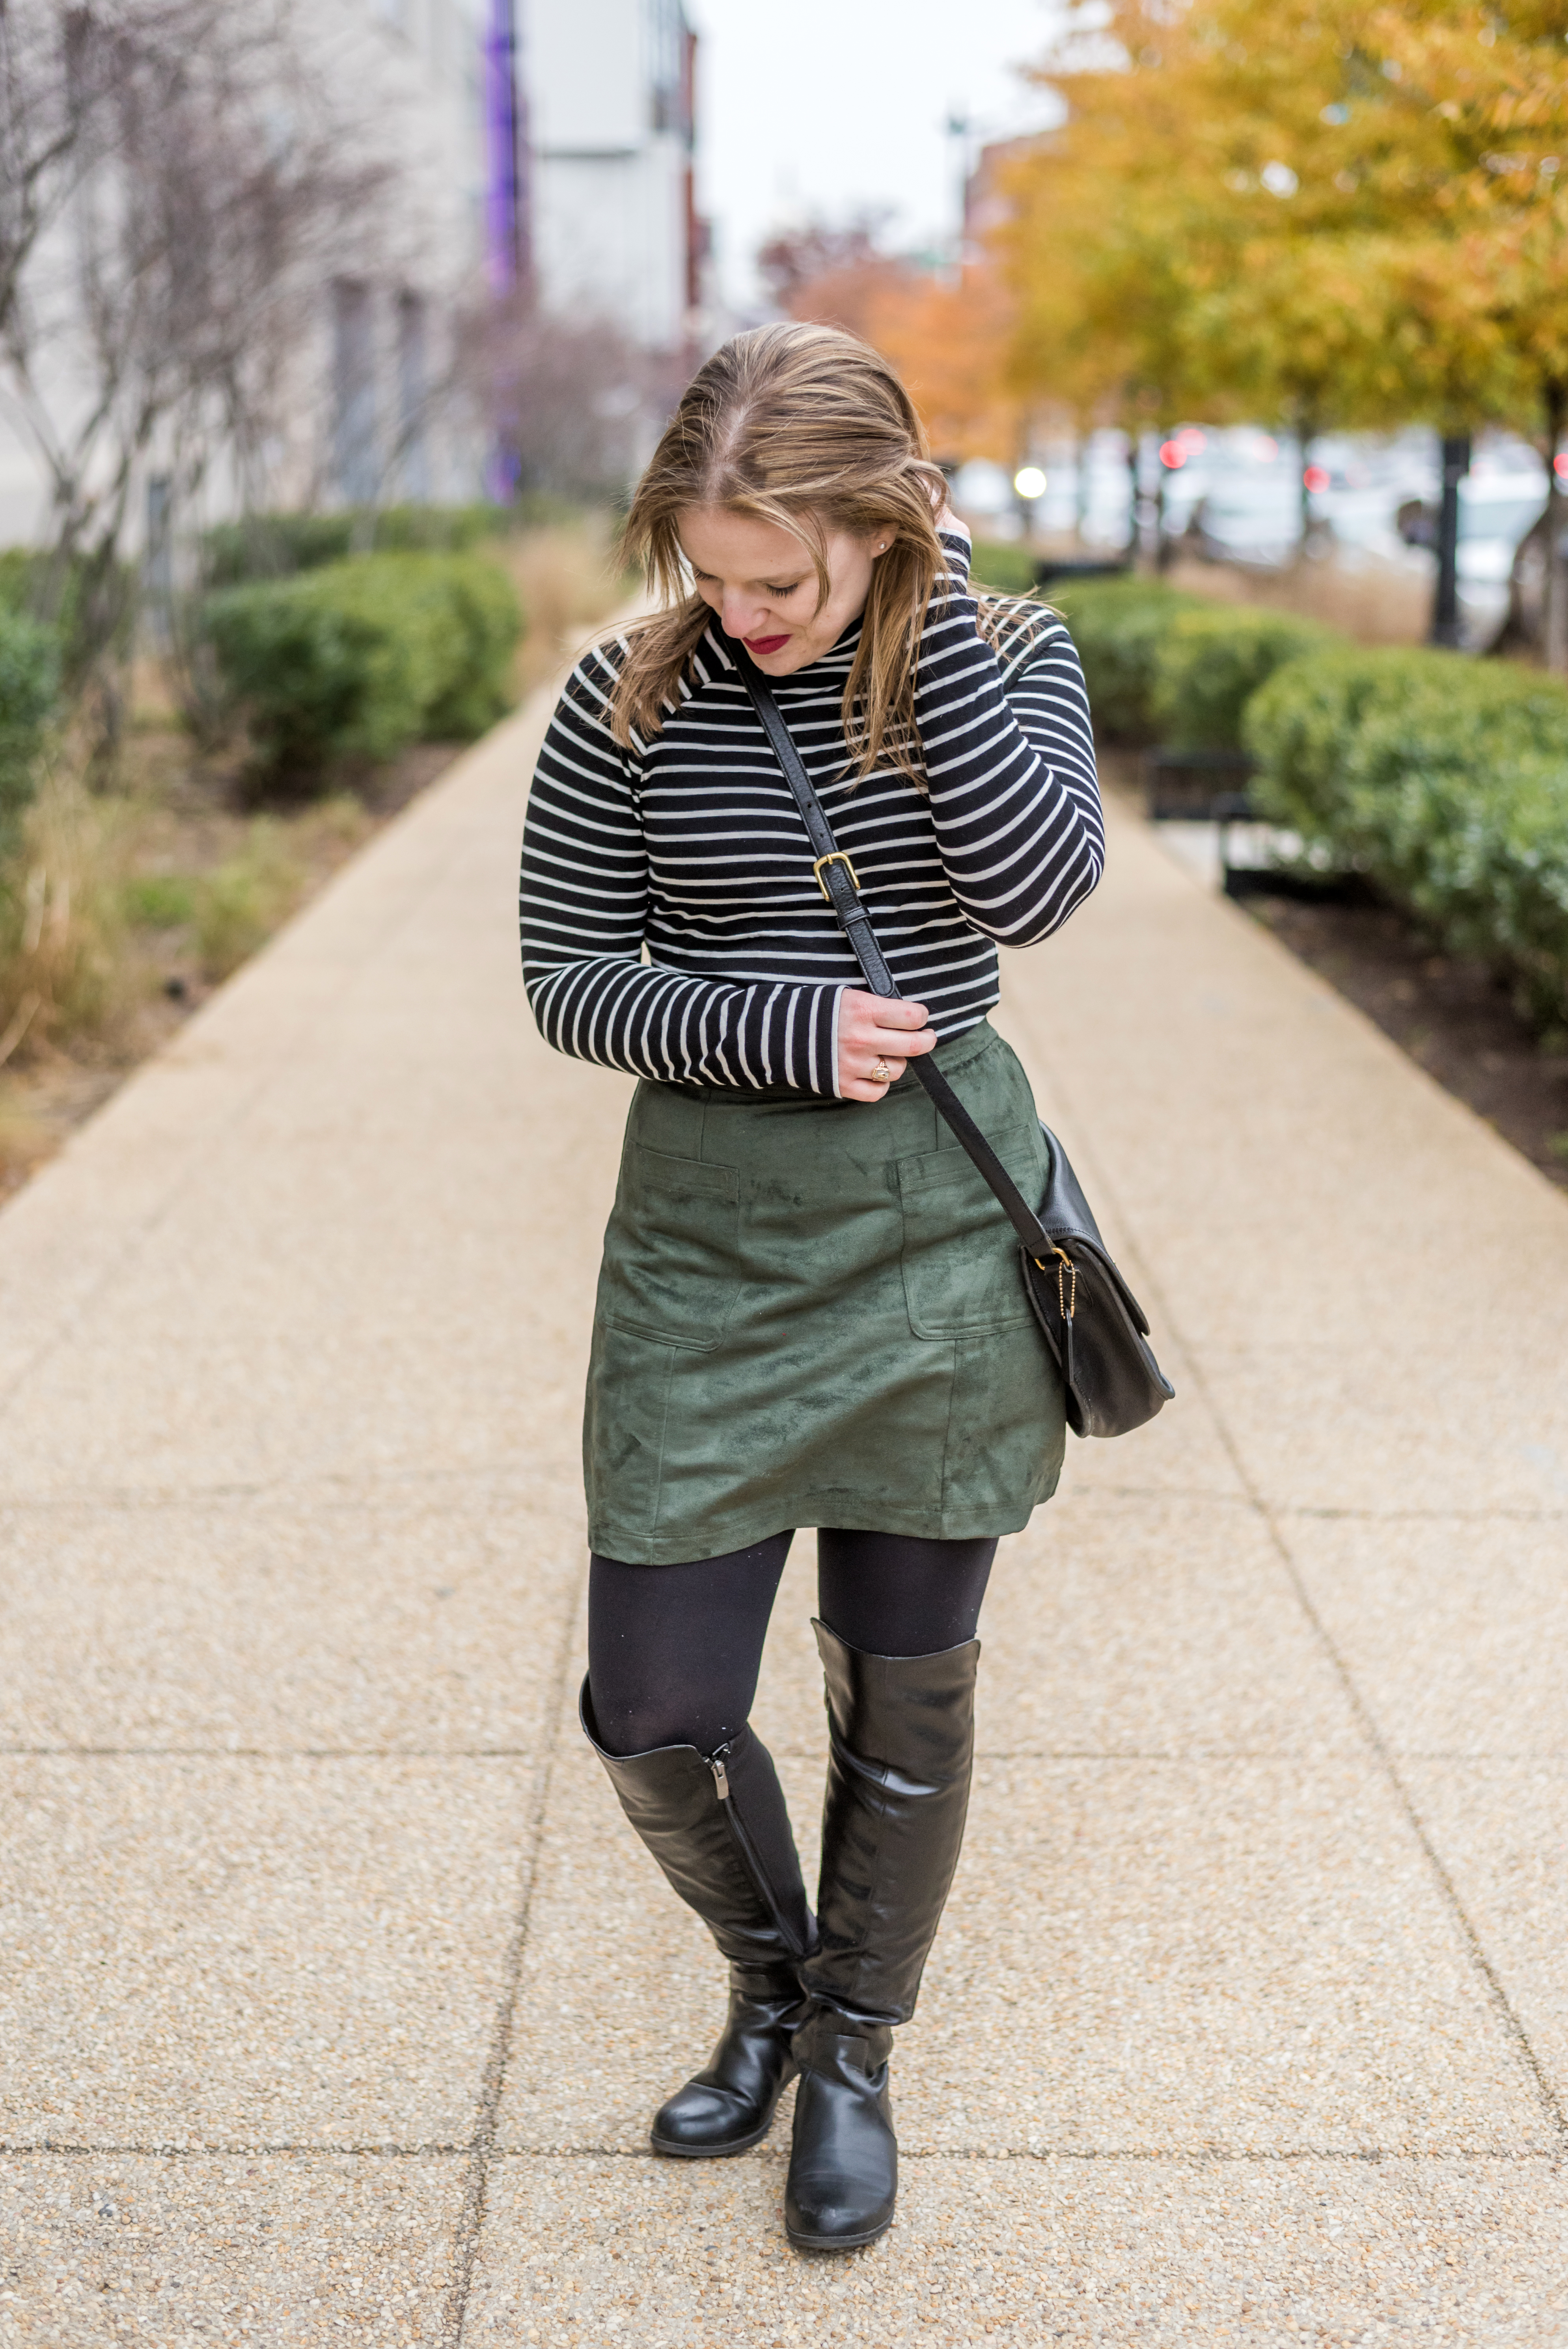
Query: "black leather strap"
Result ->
[[736, 649, 1059, 1265]]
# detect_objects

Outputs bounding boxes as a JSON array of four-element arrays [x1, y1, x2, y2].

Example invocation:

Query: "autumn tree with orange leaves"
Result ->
[[761, 217, 1024, 465], [995, 1, 1568, 654]]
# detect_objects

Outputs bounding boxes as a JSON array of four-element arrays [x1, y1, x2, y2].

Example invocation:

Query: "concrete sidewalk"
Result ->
[[1, 671, 1565, 2347]]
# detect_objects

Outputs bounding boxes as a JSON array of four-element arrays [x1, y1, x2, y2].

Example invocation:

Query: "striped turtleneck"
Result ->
[[519, 530, 1104, 1095]]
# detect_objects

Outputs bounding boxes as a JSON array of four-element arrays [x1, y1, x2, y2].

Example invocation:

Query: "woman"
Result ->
[[519, 323, 1103, 2251]]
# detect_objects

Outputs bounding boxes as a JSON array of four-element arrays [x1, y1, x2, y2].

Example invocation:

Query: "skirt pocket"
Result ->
[[597, 1145, 742, 1352], [898, 1123, 1046, 1339]]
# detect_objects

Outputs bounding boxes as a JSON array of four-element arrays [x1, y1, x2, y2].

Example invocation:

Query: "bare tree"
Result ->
[[756, 210, 898, 314], [462, 288, 663, 503], [0, 0, 192, 340], [0, 1, 404, 723]]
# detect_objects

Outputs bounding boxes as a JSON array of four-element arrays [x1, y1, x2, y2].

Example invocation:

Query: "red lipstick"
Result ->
[[744, 633, 791, 654]]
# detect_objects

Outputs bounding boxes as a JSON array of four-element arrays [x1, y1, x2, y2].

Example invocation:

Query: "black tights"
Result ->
[[587, 1529, 996, 1757]]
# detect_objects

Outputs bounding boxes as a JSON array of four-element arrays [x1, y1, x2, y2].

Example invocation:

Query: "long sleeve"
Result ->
[[520, 644, 846, 1092], [915, 531, 1105, 943]]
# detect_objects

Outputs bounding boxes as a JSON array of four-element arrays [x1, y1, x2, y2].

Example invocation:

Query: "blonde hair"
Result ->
[[610, 323, 997, 784]]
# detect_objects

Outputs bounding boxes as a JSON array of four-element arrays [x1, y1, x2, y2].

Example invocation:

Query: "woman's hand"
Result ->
[[837, 990, 938, 1102]]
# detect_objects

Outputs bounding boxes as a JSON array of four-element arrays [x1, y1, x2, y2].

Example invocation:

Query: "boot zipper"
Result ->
[[706, 1741, 807, 1959]]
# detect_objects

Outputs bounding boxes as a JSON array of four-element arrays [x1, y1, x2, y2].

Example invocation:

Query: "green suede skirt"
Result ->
[[583, 1020, 1066, 1565]]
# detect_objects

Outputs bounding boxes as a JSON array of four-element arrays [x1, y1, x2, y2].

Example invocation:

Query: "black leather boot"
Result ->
[[650, 1961, 805, 2157], [786, 1624, 979, 2252], [580, 1679, 815, 2157]]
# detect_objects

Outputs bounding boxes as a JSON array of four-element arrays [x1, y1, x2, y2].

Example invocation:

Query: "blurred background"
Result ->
[[1, 0, 1566, 1194]]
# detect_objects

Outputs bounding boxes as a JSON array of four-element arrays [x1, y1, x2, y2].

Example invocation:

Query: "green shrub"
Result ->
[[1053, 577, 1208, 742], [0, 607, 62, 837], [204, 565, 431, 776], [0, 548, 123, 697], [969, 541, 1040, 597], [366, 505, 502, 556], [1151, 607, 1341, 753], [1242, 648, 1437, 843], [423, 554, 526, 738], [203, 514, 356, 586], [1245, 649, 1568, 843], [203, 550, 522, 786], [0, 547, 138, 634], [202, 504, 504, 588], [1245, 648, 1568, 1029], [0, 550, 37, 615]]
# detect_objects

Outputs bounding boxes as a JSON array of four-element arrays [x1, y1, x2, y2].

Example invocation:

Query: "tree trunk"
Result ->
[[1428, 434, 1471, 649], [1296, 413, 1318, 566], [1155, 427, 1174, 572], [1544, 384, 1567, 673], [1126, 431, 1142, 567]]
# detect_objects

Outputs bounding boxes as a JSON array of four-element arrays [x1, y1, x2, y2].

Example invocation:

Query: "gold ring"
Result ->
[[870, 1057, 891, 1084]]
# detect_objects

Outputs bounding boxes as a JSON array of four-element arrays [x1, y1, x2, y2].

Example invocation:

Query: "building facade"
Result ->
[[310, 0, 511, 508], [523, 0, 701, 354], [0, 0, 509, 547], [0, 0, 701, 549]]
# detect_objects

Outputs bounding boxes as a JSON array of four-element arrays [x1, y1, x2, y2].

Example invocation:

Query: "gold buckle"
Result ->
[[813, 850, 860, 903]]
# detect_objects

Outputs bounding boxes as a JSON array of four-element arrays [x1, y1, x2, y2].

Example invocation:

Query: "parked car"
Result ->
[[1187, 470, 1321, 568]]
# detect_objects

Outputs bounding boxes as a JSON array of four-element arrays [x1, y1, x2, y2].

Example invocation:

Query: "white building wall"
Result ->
[[526, 0, 694, 351], [293, 0, 498, 504], [0, 0, 501, 550]]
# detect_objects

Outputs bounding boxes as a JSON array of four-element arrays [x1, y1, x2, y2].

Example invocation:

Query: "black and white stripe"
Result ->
[[520, 531, 1104, 1095]]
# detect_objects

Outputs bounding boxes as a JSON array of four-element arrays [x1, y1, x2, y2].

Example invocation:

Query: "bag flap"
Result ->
[[1038, 1122, 1108, 1253]]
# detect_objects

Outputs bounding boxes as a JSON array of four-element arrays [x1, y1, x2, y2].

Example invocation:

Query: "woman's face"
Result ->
[[677, 506, 889, 675]]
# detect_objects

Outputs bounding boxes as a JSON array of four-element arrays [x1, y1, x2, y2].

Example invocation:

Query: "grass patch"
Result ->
[[0, 509, 608, 1199], [0, 762, 136, 1058], [124, 872, 198, 929], [118, 796, 369, 982], [193, 821, 305, 979]]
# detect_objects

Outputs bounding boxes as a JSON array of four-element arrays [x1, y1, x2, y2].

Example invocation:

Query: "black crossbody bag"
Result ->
[[738, 653, 1174, 1441]]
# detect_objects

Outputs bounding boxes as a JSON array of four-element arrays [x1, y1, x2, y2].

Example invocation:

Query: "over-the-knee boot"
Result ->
[[786, 1623, 979, 2251], [580, 1679, 815, 2157]]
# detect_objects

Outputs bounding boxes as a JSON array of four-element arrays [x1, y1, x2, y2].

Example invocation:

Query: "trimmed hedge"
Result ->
[[1245, 648, 1568, 1029], [204, 550, 522, 784], [1050, 561, 1568, 1032], [1151, 607, 1341, 753], [203, 504, 503, 589], [968, 541, 1041, 597], [0, 606, 62, 835], [1053, 577, 1208, 741]]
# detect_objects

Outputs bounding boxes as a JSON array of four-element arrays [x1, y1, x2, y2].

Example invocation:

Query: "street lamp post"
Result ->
[[945, 112, 972, 290], [1014, 465, 1046, 546]]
